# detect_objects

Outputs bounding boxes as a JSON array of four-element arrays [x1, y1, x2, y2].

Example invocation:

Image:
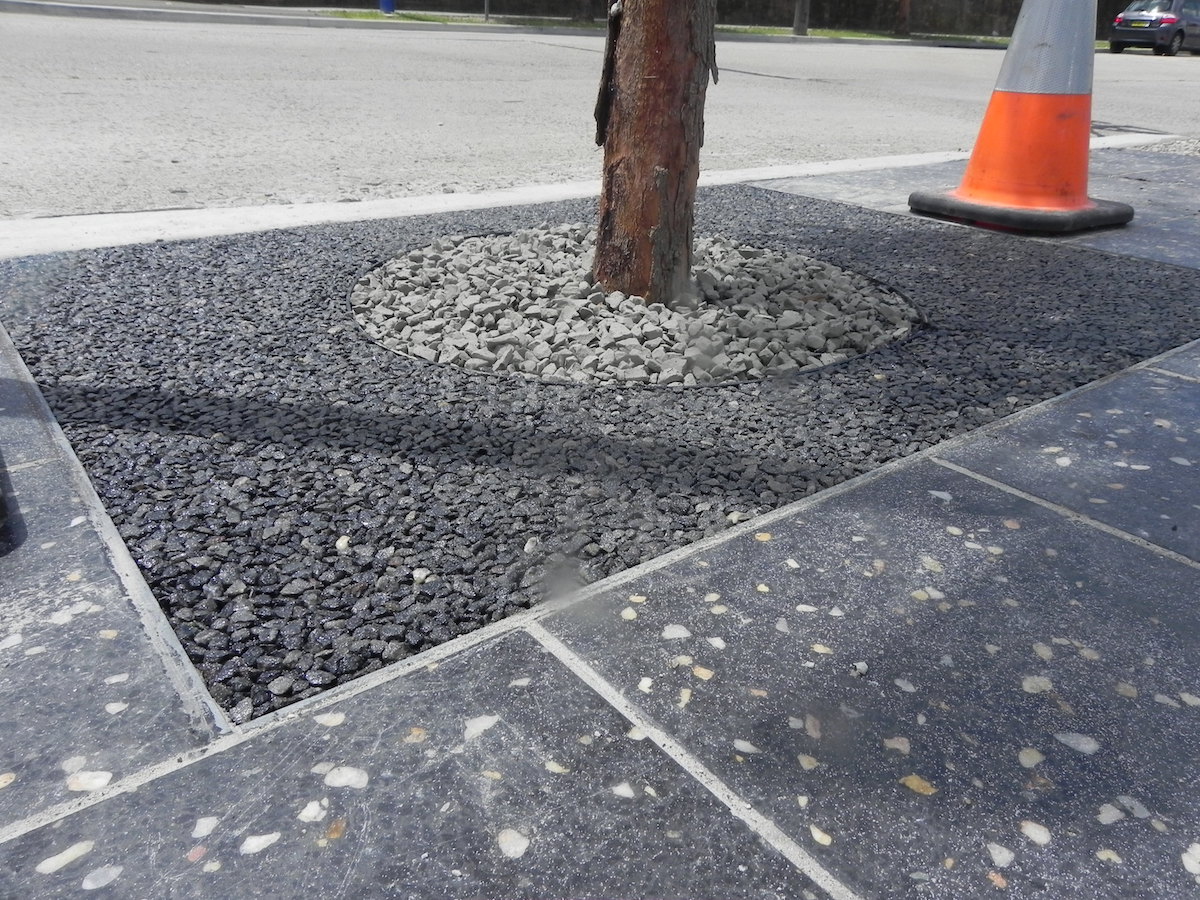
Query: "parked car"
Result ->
[[1110, 0, 1200, 55]]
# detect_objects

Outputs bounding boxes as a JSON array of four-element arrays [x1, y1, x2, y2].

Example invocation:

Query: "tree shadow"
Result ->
[[16, 378, 823, 507]]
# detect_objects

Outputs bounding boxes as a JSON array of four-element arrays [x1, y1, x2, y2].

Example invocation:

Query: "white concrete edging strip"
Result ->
[[0, 136, 1171, 260]]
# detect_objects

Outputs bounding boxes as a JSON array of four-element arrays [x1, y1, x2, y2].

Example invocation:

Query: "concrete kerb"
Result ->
[[0, 137, 1174, 260]]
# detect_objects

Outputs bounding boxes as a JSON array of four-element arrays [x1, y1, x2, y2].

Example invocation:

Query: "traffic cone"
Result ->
[[909, 0, 1133, 233]]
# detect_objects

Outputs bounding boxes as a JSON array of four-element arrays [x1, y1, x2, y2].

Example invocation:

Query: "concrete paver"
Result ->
[[0, 328, 227, 835], [0, 630, 824, 899], [543, 453, 1200, 897], [755, 147, 1200, 268], [942, 368, 1200, 560]]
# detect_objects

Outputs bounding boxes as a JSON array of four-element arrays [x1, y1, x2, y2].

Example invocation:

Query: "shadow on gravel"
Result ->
[[35, 381, 818, 507]]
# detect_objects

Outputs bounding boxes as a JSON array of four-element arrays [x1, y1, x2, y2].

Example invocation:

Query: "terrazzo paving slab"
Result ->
[[0, 630, 823, 900], [539, 460, 1200, 899], [940, 367, 1200, 561], [0, 329, 225, 832], [1152, 340, 1200, 381], [754, 148, 1200, 269]]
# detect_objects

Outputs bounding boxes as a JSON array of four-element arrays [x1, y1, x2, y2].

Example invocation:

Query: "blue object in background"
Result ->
[[380, 0, 395, 12]]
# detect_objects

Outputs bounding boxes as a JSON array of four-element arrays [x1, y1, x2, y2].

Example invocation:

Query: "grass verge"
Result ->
[[317, 11, 1114, 48]]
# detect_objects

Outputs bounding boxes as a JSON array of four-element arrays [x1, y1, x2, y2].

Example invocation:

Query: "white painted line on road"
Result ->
[[0, 135, 1171, 259], [527, 622, 865, 900]]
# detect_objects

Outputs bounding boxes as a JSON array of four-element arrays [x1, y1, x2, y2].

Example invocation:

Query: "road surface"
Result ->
[[1, 13, 1197, 217]]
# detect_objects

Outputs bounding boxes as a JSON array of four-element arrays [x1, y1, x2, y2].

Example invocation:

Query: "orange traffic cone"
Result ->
[[909, 0, 1133, 233]]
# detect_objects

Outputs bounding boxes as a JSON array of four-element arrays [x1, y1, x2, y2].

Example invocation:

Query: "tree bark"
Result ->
[[593, 0, 718, 305], [792, 0, 810, 35]]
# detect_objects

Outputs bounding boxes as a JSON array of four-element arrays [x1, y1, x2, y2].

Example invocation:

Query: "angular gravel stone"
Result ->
[[351, 225, 919, 386]]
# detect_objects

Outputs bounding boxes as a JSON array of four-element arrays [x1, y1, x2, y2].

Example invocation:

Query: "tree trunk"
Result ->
[[893, 0, 911, 35], [593, 0, 718, 305], [792, 0, 810, 35]]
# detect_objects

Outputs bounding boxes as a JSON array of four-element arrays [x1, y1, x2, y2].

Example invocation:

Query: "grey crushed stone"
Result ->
[[351, 225, 919, 385], [1145, 137, 1200, 157], [4, 185, 1200, 719]]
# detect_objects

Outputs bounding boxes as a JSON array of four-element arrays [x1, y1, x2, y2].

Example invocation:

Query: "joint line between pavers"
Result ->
[[0, 731, 259, 846], [0, 456, 57, 474], [0, 324, 233, 733], [242, 605, 536, 730], [1146, 366, 1200, 385], [934, 458, 1200, 570], [526, 622, 864, 900]]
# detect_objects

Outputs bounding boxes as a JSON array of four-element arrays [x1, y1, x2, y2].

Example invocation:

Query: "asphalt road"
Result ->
[[2, 12, 1198, 218]]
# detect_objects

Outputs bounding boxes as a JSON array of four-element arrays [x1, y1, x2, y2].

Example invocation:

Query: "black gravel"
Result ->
[[3, 186, 1199, 722]]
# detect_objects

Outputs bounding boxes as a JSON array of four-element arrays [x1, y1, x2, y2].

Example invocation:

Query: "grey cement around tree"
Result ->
[[4, 186, 1200, 720]]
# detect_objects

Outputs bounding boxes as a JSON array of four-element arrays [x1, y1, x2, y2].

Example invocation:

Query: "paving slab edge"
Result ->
[[933, 457, 1200, 570], [527, 621, 867, 900], [0, 322, 234, 735]]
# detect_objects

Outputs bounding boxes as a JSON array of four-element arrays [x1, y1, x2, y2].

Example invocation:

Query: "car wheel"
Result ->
[[1109, 41, 1126, 53], [1166, 31, 1184, 55]]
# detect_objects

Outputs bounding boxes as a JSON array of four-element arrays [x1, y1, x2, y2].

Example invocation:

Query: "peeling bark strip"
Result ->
[[593, 0, 718, 305], [594, 1, 622, 145]]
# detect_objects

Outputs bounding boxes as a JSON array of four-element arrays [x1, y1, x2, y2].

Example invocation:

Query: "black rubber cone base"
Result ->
[[908, 190, 1134, 234]]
